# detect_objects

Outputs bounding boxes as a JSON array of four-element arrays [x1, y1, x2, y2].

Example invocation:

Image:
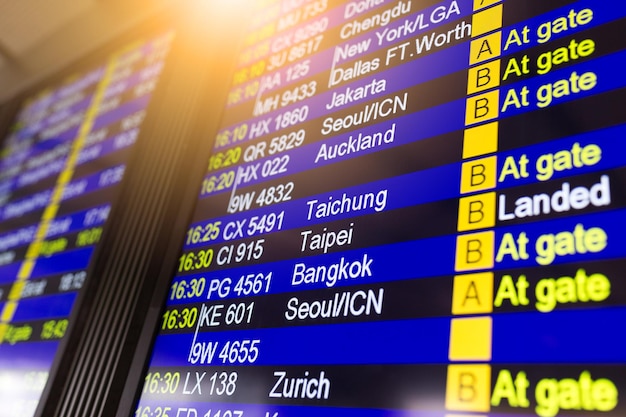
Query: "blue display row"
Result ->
[[0, 163, 124, 222], [185, 119, 625, 250], [0, 340, 58, 370], [9, 292, 77, 322], [135, 401, 462, 417], [0, 244, 92, 284], [148, 305, 626, 367], [0, 203, 109, 252], [220, 0, 474, 130], [168, 207, 626, 307], [219, 0, 626, 137]]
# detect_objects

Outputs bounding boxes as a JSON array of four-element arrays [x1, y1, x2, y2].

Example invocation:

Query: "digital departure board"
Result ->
[[0, 32, 173, 417], [134, 0, 626, 416]]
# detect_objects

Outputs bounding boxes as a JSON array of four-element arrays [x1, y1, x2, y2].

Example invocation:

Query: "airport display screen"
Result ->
[[135, 0, 626, 416], [0, 32, 173, 417]]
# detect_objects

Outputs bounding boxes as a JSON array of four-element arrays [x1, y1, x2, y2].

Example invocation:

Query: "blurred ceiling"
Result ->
[[0, 0, 174, 103]]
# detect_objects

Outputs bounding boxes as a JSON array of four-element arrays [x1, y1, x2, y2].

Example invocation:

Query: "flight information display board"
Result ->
[[0, 32, 174, 417], [135, 0, 626, 416]]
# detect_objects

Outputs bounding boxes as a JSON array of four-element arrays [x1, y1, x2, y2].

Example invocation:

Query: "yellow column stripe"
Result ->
[[446, 1, 503, 413]]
